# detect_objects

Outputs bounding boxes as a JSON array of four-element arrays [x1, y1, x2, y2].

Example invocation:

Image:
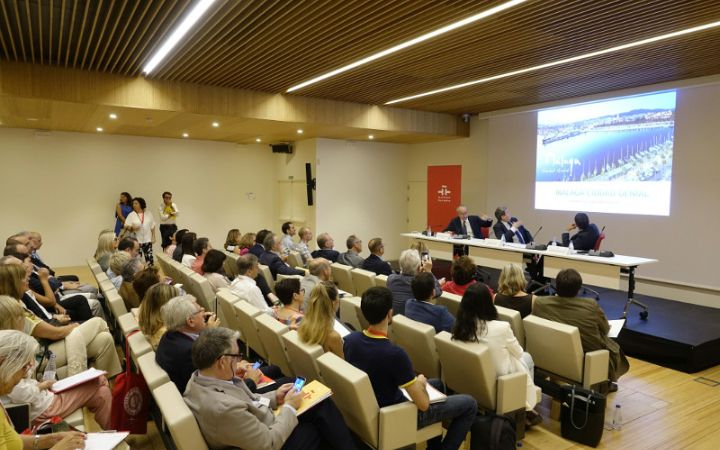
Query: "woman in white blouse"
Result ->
[[452, 283, 542, 426], [123, 196, 157, 266]]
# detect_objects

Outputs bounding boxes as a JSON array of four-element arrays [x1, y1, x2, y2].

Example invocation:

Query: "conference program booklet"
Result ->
[[401, 381, 447, 404], [275, 380, 333, 416], [256, 373, 276, 389], [608, 319, 626, 338], [50, 368, 107, 393]]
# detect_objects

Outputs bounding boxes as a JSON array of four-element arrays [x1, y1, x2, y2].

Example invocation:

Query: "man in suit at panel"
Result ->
[[443, 205, 493, 238], [561, 213, 600, 251], [493, 206, 533, 243]]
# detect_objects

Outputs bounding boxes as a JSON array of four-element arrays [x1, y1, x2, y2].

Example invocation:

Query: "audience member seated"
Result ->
[[561, 212, 601, 251], [494, 263, 535, 318], [387, 249, 442, 315], [171, 229, 189, 261], [203, 249, 231, 292], [28, 232, 90, 287], [337, 234, 364, 268], [405, 272, 455, 333], [191, 237, 211, 274], [344, 287, 477, 450], [249, 229, 271, 258], [452, 283, 541, 426], [94, 229, 117, 272], [132, 266, 162, 307], [184, 327, 355, 450], [534, 269, 629, 388], [164, 228, 183, 257], [444, 205, 493, 238], [310, 233, 340, 263], [280, 221, 297, 257], [156, 295, 220, 393], [119, 257, 145, 310], [259, 233, 305, 280], [180, 232, 198, 268], [361, 237, 393, 276], [108, 250, 132, 289], [295, 227, 314, 266], [237, 232, 255, 256], [442, 256, 478, 296], [230, 254, 272, 313], [272, 278, 304, 329], [0, 303, 112, 429], [0, 330, 88, 450], [298, 282, 344, 358], [300, 259, 331, 311], [115, 236, 141, 270], [224, 228, 242, 253], [138, 283, 179, 349], [493, 206, 533, 244]]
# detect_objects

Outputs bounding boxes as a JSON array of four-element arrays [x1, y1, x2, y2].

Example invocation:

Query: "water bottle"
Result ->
[[500, 234, 506, 245], [43, 353, 56, 381], [611, 404, 622, 430], [426, 225, 432, 236], [551, 237, 558, 246], [569, 241, 575, 252]]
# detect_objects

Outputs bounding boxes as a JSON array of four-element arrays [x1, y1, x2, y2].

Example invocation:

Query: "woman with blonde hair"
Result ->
[[94, 229, 117, 272], [138, 283, 179, 349], [0, 299, 113, 429], [237, 232, 256, 256], [0, 330, 87, 450], [297, 281, 344, 358], [224, 228, 242, 252], [494, 263, 535, 318]]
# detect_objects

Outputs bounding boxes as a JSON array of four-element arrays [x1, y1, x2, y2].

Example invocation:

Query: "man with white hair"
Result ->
[[386, 249, 443, 315], [229, 254, 271, 313], [300, 258, 332, 311], [156, 295, 220, 393], [259, 233, 305, 280], [310, 232, 340, 263], [443, 205, 493, 238]]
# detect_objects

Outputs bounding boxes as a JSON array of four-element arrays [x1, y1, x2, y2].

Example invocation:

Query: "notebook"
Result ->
[[401, 381, 447, 404], [50, 368, 106, 393]]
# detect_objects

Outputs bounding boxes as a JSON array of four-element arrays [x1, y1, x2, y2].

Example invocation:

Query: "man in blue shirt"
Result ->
[[344, 287, 476, 450], [405, 272, 455, 333]]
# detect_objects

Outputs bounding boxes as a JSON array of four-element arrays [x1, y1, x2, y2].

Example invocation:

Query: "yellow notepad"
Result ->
[[275, 380, 333, 416]]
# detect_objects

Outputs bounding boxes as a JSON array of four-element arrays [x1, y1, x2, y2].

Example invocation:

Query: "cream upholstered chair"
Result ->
[[276, 273, 303, 284], [374, 274, 388, 288], [106, 290, 128, 322], [223, 251, 240, 278], [152, 382, 209, 450], [185, 272, 215, 313], [389, 315, 441, 379], [155, 253, 174, 281], [137, 351, 170, 391], [254, 313, 294, 377], [434, 331, 531, 438], [233, 300, 268, 359], [117, 312, 140, 335], [287, 251, 304, 269], [282, 330, 323, 381], [127, 331, 153, 366], [523, 315, 609, 389], [317, 353, 442, 450], [331, 262, 356, 295], [351, 268, 377, 297], [87, 257, 103, 276], [258, 264, 275, 290], [496, 305, 526, 348], [436, 291, 462, 317], [217, 289, 243, 333], [339, 296, 368, 331]]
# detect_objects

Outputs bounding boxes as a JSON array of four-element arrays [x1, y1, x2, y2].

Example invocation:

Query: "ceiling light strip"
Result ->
[[143, 0, 217, 75], [385, 20, 720, 105], [286, 0, 528, 93]]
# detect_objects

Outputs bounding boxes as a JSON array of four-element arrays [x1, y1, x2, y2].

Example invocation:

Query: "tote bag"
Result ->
[[111, 331, 150, 434]]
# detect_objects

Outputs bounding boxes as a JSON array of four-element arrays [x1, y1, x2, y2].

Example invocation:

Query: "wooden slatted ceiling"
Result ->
[[1, 0, 720, 115]]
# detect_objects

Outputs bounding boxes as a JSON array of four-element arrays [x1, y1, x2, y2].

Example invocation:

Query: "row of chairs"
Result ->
[[155, 253, 216, 314]]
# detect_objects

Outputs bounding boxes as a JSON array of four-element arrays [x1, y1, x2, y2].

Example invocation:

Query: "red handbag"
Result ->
[[110, 331, 150, 434]]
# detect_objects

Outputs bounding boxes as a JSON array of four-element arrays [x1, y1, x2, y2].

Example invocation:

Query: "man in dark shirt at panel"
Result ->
[[561, 213, 601, 251], [310, 233, 340, 263], [361, 237, 393, 276], [344, 287, 477, 450], [492, 206, 533, 244], [405, 272, 455, 333]]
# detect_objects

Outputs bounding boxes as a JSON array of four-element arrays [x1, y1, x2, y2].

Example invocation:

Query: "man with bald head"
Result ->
[[444, 205, 493, 239]]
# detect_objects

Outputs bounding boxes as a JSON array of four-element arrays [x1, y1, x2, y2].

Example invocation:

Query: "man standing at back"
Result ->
[[444, 205, 492, 238], [344, 287, 477, 450]]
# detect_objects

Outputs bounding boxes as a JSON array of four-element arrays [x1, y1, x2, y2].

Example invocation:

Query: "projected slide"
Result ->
[[535, 90, 676, 216]]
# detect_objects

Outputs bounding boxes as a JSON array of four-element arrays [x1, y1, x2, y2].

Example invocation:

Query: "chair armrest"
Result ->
[[583, 349, 610, 388], [379, 402, 419, 450], [496, 371, 527, 414]]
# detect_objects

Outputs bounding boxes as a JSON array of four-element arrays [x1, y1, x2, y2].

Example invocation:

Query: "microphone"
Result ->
[[527, 226, 546, 250], [600, 226, 606, 233], [532, 226, 543, 243]]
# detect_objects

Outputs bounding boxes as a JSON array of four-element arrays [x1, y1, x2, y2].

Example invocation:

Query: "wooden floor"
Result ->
[[59, 265, 720, 450]]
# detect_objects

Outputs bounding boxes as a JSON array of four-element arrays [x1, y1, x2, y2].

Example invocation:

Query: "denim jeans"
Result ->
[[417, 379, 477, 450]]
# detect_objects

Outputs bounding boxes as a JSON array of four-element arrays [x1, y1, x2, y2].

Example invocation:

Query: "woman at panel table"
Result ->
[[561, 212, 600, 251]]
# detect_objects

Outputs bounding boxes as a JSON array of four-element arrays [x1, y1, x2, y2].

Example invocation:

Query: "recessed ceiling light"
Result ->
[[255, 138, 262, 143], [368, 134, 375, 140], [297, 129, 304, 134], [212, 122, 220, 128], [286, 0, 527, 92], [109, 113, 117, 120], [142, 0, 217, 74], [386, 19, 720, 105], [96, 127, 104, 132], [26, 118, 38, 122], [182, 132, 189, 138]]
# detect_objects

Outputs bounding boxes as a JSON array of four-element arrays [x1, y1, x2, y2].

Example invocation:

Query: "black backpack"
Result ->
[[471, 413, 517, 450]]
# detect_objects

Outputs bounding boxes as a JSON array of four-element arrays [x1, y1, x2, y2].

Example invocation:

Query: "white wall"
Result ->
[[0, 128, 277, 266]]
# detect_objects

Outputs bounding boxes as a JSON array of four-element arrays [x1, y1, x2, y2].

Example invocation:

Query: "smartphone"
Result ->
[[252, 361, 262, 370], [421, 251, 430, 263], [293, 376, 306, 392]]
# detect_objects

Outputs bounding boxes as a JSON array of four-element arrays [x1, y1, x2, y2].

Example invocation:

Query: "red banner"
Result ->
[[427, 165, 462, 232]]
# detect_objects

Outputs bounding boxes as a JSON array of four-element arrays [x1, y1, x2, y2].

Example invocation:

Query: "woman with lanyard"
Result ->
[[123, 197, 157, 266]]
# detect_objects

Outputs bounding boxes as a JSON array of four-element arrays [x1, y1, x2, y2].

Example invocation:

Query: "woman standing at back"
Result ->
[[114, 192, 132, 236], [123, 197, 157, 266]]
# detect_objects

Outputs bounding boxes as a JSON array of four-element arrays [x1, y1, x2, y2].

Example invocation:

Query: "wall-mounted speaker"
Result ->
[[271, 143, 293, 154]]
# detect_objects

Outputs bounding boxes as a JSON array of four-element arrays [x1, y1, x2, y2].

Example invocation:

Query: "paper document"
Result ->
[[401, 381, 448, 404], [333, 319, 351, 337], [51, 368, 106, 393], [84, 431, 129, 450], [608, 319, 626, 338]]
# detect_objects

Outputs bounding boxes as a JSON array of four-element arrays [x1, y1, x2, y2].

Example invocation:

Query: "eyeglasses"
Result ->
[[218, 353, 242, 361]]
